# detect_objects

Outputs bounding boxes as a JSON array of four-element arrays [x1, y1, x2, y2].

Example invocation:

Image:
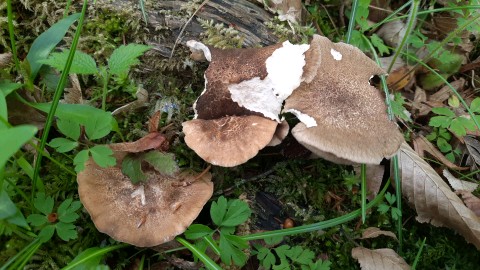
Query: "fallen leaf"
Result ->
[[456, 191, 480, 217], [412, 86, 431, 116], [354, 164, 385, 201], [386, 66, 414, 91], [148, 111, 162, 133], [397, 142, 480, 249], [351, 247, 410, 270], [412, 135, 469, 170], [443, 169, 478, 192], [360, 227, 398, 240], [63, 74, 84, 104], [110, 132, 166, 153], [464, 135, 480, 166], [428, 78, 465, 102], [376, 20, 408, 48]]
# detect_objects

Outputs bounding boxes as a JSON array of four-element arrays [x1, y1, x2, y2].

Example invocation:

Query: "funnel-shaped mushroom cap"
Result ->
[[182, 115, 277, 167], [284, 35, 404, 164], [77, 150, 213, 247]]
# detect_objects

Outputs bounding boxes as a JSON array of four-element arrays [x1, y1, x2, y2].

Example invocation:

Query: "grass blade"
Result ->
[[176, 237, 223, 270]]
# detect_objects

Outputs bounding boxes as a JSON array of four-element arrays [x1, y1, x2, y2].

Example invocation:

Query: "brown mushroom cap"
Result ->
[[182, 115, 278, 167], [77, 150, 213, 247], [284, 35, 404, 164], [193, 43, 282, 120], [267, 119, 290, 147]]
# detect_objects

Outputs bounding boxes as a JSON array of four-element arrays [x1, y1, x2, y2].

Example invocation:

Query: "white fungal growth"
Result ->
[[266, 41, 310, 100], [330, 48, 342, 60], [131, 185, 146, 206], [193, 74, 208, 119], [229, 41, 310, 122], [186, 40, 212, 61], [286, 109, 317, 127]]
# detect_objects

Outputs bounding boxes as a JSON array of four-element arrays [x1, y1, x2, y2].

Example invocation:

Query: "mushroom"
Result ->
[[183, 40, 311, 166], [77, 140, 213, 247], [182, 115, 277, 167], [283, 35, 404, 164]]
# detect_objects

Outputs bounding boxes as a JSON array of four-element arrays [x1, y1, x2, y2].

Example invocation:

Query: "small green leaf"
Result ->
[[309, 259, 332, 270], [0, 82, 23, 96], [450, 118, 467, 137], [437, 137, 452, 153], [39, 224, 56, 242], [40, 50, 98, 74], [432, 107, 455, 117], [108, 44, 151, 76], [50, 138, 78, 153], [221, 199, 251, 227], [185, 224, 214, 240], [370, 34, 389, 56], [143, 151, 179, 176], [211, 196, 228, 227], [84, 114, 113, 140], [6, 209, 29, 228], [257, 247, 275, 269], [122, 153, 147, 184], [27, 214, 48, 226], [264, 235, 284, 245], [0, 190, 17, 219], [74, 149, 90, 172], [377, 204, 390, 214], [429, 116, 451, 128], [90, 145, 116, 168], [34, 193, 54, 215], [56, 222, 78, 241], [57, 118, 81, 140], [457, 116, 476, 131], [58, 198, 81, 223], [219, 233, 248, 266], [470, 98, 480, 113]]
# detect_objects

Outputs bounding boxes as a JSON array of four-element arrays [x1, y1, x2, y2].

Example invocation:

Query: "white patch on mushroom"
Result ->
[[131, 185, 146, 206], [228, 41, 309, 122], [186, 40, 212, 62], [193, 74, 208, 119], [229, 77, 283, 121], [266, 41, 310, 100], [286, 109, 317, 127], [330, 48, 342, 60]]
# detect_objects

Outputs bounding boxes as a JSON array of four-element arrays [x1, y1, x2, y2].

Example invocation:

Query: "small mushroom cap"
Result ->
[[267, 119, 290, 147], [182, 115, 278, 167], [284, 35, 404, 164], [77, 150, 213, 247]]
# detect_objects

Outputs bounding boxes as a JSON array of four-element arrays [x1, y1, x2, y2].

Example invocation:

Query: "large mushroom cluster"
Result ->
[[183, 34, 404, 167]]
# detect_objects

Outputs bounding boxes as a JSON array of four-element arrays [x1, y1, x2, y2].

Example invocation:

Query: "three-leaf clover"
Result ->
[[27, 193, 82, 242], [377, 192, 401, 221]]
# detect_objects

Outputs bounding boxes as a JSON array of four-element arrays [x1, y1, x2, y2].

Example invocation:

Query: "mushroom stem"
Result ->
[[131, 185, 146, 206]]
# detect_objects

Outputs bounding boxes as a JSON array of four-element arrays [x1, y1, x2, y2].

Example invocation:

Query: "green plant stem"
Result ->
[[363, 34, 403, 252], [242, 179, 389, 241], [383, 5, 480, 22], [4, 177, 33, 208], [176, 237, 223, 270], [366, 1, 411, 32], [6, 0, 20, 72], [361, 164, 367, 223], [412, 237, 426, 269], [346, 0, 359, 43], [387, 0, 420, 73], [31, 0, 88, 205]]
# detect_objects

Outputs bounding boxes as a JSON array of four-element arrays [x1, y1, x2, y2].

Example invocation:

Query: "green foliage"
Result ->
[[254, 244, 331, 270], [426, 127, 461, 162], [390, 93, 411, 122], [184, 196, 252, 267], [429, 100, 480, 137], [377, 192, 401, 221], [121, 151, 179, 184], [26, 13, 81, 80], [26, 193, 81, 242], [108, 44, 151, 76], [40, 50, 98, 74]]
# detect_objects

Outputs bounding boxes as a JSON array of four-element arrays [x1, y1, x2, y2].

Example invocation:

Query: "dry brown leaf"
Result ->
[[412, 86, 431, 116], [63, 74, 84, 104], [361, 227, 398, 240], [351, 247, 410, 270], [443, 169, 478, 192], [397, 142, 480, 249], [429, 78, 465, 102], [412, 135, 469, 170], [387, 66, 414, 91], [112, 87, 149, 115], [109, 132, 166, 153], [377, 20, 408, 48], [464, 135, 480, 166], [456, 191, 480, 217]]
